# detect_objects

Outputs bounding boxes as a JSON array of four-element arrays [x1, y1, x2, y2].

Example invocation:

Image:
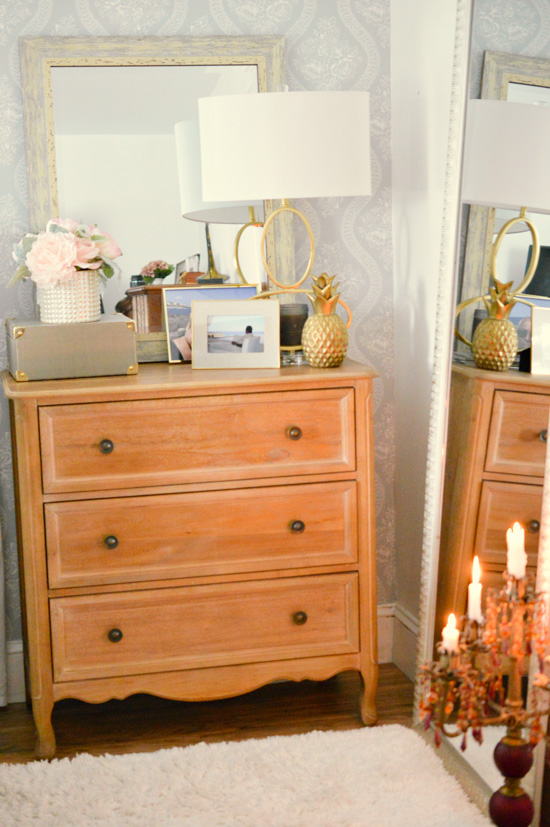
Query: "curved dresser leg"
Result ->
[[33, 699, 56, 759], [359, 667, 378, 726]]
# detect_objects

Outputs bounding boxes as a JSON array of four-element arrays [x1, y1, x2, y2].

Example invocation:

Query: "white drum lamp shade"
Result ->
[[198, 91, 372, 203], [174, 120, 264, 223], [462, 99, 550, 213]]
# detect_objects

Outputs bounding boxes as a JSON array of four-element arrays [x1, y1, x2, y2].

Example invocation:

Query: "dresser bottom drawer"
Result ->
[[50, 573, 359, 682]]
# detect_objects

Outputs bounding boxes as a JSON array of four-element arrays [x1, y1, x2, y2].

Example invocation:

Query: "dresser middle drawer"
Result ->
[[45, 481, 358, 588]]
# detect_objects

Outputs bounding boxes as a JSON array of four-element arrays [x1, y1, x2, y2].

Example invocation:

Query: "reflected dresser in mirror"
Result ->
[[436, 363, 549, 642], [3, 360, 378, 757]]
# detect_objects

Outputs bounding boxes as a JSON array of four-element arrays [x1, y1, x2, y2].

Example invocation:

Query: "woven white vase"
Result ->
[[37, 272, 101, 324]]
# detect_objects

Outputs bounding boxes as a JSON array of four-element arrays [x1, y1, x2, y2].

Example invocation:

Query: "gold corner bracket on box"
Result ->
[[12, 326, 25, 339], [14, 370, 28, 382], [127, 364, 138, 375]]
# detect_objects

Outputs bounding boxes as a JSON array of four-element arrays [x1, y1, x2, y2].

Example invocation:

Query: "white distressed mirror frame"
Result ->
[[18, 35, 293, 286], [414, 0, 474, 681]]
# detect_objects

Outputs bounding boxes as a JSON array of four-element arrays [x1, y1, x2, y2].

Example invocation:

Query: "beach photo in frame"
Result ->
[[192, 299, 280, 369], [163, 285, 258, 363]]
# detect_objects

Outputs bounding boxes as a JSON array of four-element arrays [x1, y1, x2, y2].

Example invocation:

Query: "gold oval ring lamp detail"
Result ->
[[455, 99, 550, 371], [177, 90, 373, 368]]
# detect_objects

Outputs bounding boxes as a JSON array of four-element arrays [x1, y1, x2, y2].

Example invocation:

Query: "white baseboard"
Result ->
[[5, 608, 397, 705], [376, 603, 395, 664], [392, 602, 419, 681]]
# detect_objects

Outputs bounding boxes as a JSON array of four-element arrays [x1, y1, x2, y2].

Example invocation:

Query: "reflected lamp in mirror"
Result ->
[[174, 120, 264, 285], [462, 99, 550, 294], [457, 99, 550, 370], [198, 91, 372, 292]]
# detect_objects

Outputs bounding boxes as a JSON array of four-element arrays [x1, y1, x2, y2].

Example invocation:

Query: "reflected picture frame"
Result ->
[[531, 306, 550, 375], [508, 295, 550, 353], [163, 284, 258, 364], [192, 299, 280, 369]]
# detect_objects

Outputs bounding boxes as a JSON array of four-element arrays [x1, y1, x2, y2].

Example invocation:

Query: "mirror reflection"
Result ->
[[431, 49, 550, 811], [51, 64, 263, 313]]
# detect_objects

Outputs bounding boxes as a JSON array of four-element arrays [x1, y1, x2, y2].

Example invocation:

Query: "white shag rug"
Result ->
[[0, 725, 491, 826]]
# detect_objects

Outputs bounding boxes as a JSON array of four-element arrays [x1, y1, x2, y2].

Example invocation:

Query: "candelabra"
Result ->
[[419, 524, 550, 827]]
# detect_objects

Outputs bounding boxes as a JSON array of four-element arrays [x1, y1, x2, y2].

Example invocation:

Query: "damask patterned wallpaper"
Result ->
[[471, 0, 550, 92], [0, 0, 395, 642]]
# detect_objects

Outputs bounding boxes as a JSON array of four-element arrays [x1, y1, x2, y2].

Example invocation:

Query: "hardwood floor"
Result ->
[[0, 664, 413, 764]]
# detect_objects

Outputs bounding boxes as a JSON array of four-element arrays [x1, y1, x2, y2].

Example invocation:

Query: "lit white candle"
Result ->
[[441, 613, 460, 654], [506, 521, 527, 580], [468, 556, 483, 622]]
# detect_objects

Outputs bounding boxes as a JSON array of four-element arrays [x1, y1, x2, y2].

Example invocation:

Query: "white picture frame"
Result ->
[[192, 299, 281, 369], [530, 306, 550, 374]]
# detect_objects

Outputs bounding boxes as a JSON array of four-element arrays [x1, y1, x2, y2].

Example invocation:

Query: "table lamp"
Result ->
[[198, 91, 371, 291], [456, 98, 550, 369], [174, 120, 264, 284]]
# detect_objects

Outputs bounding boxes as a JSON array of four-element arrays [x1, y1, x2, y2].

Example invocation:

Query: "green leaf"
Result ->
[[101, 262, 114, 279], [6, 264, 31, 288]]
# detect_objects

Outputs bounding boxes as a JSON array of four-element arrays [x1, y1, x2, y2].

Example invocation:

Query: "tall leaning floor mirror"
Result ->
[[415, 4, 550, 825]]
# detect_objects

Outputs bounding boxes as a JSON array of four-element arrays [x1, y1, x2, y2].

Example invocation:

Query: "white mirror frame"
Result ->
[[415, 0, 474, 681], [18, 35, 293, 288]]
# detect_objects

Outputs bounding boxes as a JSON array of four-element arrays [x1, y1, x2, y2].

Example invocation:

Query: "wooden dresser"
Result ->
[[436, 363, 550, 641], [3, 360, 378, 757]]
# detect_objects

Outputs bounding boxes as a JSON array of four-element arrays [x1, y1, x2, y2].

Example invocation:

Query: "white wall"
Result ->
[[56, 134, 264, 313], [391, 0, 459, 676]]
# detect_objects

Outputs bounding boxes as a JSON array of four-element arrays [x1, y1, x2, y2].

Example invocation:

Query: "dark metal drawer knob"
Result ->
[[100, 439, 114, 454], [287, 426, 302, 441], [528, 520, 540, 534], [538, 429, 547, 444], [104, 535, 119, 549], [292, 611, 308, 626], [108, 628, 123, 643], [290, 520, 305, 533]]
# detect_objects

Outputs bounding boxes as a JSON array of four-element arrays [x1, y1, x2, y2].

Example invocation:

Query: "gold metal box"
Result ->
[[5, 315, 138, 382]]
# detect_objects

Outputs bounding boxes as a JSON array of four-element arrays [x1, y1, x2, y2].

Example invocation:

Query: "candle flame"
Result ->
[[472, 555, 481, 585], [507, 521, 523, 539], [445, 613, 457, 632]]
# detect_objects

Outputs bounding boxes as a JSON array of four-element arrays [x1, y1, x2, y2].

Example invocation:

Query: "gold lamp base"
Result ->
[[197, 222, 229, 284]]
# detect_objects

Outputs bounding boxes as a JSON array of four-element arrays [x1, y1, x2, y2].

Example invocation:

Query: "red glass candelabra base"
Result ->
[[489, 790, 534, 827], [489, 738, 534, 827]]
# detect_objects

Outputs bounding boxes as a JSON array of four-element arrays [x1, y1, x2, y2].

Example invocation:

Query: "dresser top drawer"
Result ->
[[40, 388, 356, 493], [485, 390, 550, 477]]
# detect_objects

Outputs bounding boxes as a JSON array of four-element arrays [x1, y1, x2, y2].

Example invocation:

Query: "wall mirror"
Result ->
[[19, 36, 292, 315], [416, 34, 550, 826]]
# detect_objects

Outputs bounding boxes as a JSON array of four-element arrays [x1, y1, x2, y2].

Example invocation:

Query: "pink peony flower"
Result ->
[[25, 231, 78, 287], [8, 218, 122, 289], [88, 226, 122, 260], [47, 218, 80, 233], [73, 236, 101, 269]]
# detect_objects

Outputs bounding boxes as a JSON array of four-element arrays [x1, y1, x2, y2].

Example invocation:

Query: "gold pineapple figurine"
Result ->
[[302, 273, 348, 368], [471, 278, 518, 371]]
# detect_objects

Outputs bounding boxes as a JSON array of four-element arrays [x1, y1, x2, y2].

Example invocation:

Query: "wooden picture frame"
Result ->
[[163, 285, 258, 363]]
